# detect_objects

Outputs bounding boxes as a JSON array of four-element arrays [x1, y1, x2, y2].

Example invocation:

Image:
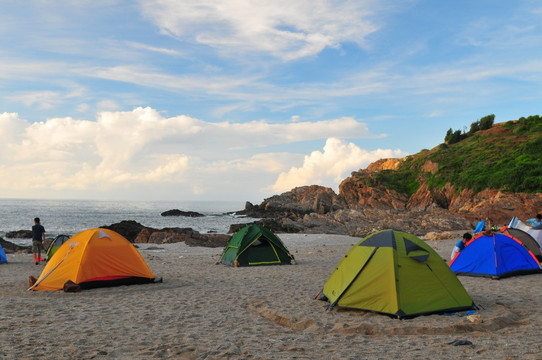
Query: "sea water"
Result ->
[[0, 198, 257, 246]]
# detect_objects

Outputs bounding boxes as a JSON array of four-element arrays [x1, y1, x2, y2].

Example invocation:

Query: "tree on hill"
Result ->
[[444, 129, 464, 144], [445, 114, 495, 144], [479, 114, 495, 130]]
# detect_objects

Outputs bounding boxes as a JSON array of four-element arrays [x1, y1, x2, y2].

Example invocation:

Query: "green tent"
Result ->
[[45, 234, 70, 261], [219, 224, 295, 267], [317, 229, 474, 318]]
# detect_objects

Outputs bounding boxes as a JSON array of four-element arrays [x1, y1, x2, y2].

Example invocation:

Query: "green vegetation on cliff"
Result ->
[[372, 115, 542, 195]]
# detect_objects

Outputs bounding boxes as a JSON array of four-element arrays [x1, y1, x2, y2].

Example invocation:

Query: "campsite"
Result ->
[[3, 1, 542, 358], [1, 231, 542, 359]]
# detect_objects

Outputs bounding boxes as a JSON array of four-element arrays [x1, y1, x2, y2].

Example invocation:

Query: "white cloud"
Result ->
[[0, 112, 28, 146], [290, 115, 300, 122], [76, 103, 90, 112], [140, 0, 379, 60], [0, 108, 397, 200], [96, 100, 120, 112], [126, 41, 185, 57], [272, 137, 406, 192], [7, 90, 64, 109], [6, 85, 87, 110]]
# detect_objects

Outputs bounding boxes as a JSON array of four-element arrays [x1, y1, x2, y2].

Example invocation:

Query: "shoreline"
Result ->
[[1, 233, 541, 359]]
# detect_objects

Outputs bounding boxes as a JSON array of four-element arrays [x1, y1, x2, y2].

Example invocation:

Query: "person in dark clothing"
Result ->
[[32, 217, 45, 265]]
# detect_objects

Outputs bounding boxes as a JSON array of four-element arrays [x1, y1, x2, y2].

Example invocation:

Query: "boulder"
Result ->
[[240, 185, 347, 219], [134, 228, 152, 243], [0, 237, 31, 253], [103, 221, 231, 248], [101, 220, 152, 243], [146, 228, 194, 244], [185, 233, 231, 248], [5, 230, 33, 239], [138, 228, 230, 248]]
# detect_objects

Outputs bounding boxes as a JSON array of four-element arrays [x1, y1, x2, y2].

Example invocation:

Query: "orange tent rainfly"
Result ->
[[29, 228, 158, 291]]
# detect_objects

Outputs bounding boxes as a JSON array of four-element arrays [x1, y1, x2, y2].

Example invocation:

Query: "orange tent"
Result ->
[[30, 228, 156, 291]]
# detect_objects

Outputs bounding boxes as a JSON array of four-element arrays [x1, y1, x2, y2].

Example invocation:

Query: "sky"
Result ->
[[1, 1, 541, 203]]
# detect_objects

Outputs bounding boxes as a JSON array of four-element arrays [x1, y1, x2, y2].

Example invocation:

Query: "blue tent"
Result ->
[[0, 243, 7, 264], [450, 233, 542, 279]]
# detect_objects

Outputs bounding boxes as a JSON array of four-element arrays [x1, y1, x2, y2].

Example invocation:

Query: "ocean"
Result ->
[[0, 198, 257, 246]]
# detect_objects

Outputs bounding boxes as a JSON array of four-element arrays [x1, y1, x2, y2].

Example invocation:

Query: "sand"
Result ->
[[1, 233, 541, 359]]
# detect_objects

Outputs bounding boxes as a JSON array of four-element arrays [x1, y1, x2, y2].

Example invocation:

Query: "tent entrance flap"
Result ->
[[330, 247, 378, 310], [245, 242, 281, 265]]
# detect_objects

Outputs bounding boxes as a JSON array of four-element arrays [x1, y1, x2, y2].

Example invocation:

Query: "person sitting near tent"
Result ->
[[31, 217, 46, 265], [527, 214, 542, 229], [450, 232, 472, 260]]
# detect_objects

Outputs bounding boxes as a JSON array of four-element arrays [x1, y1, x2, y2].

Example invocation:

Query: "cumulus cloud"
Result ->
[[140, 0, 379, 60], [0, 108, 400, 200], [0, 112, 28, 147], [272, 138, 406, 192]]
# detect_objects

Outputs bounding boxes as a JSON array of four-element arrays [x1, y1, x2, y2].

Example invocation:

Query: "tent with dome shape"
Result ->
[[219, 224, 295, 267], [450, 232, 542, 279], [316, 229, 474, 319], [0, 243, 7, 264], [29, 228, 157, 291]]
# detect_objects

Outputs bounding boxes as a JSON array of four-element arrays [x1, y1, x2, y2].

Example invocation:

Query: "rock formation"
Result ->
[[237, 157, 542, 238], [239, 185, 347, 218], [101, 220, 230, 248], [160, 209, 205, 217], [5, 230, 33, 239], [0, 237, 31, 253]]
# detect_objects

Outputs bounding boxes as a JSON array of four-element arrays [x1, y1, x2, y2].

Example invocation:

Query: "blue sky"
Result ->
[[1, 1, 541, 203]]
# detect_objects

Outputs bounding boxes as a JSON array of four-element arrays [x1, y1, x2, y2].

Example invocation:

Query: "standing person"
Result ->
[[32, 217, 45, 265], [450, 232, 472, 260]]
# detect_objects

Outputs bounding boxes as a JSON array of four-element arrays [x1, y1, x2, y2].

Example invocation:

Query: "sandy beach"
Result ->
[[1, 233, 541, 359]]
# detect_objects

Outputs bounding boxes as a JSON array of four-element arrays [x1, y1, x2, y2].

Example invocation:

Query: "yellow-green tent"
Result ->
[[317, 229, 474, 318]]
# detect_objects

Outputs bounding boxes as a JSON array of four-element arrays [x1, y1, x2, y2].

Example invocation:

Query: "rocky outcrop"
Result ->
[[5, 230, 33, 239], [448, 188, 542, 225], [229, 218, 309, 234], [232, 156, 541, 238], [366, 158, 404, 172], [404, 177, 542, 226], [338, 158, 542, 228], [232, 207, 472, 238], [161, 209, 205, 217], [241, 185, 347, 218], [0, 237, 31, 253], [103, 221, 231, 248], [134, 227, 230, 247], [339, 171, 408, 210], [407, 182, 454, 211], [101, 220, 149, 242]]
